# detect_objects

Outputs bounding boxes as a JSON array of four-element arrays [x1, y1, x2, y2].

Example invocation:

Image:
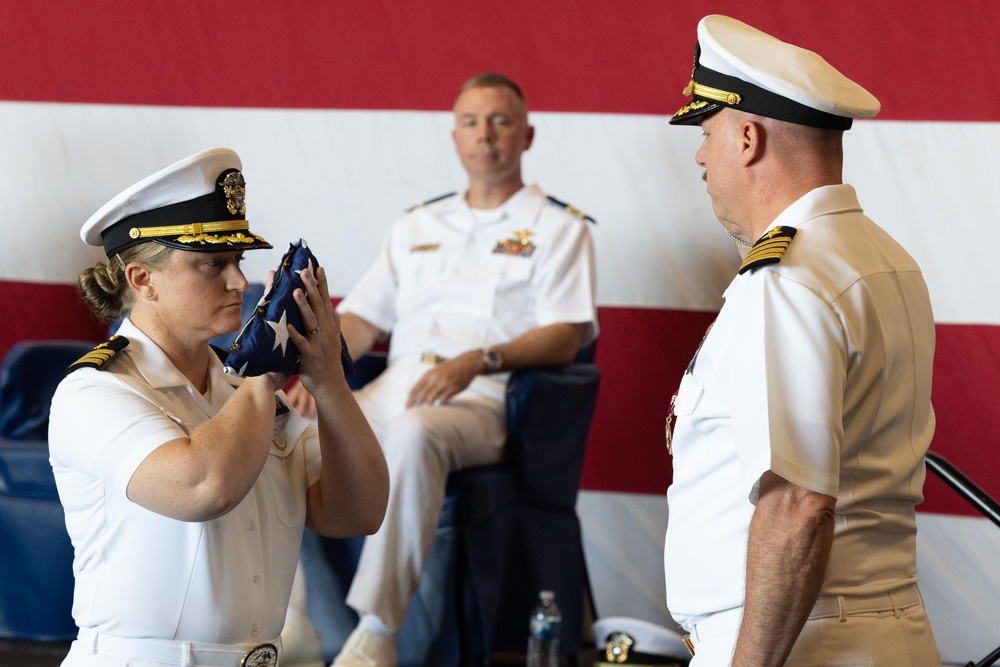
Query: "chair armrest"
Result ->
[[345, 352, 389, 391], [504, 364, 601, 509]]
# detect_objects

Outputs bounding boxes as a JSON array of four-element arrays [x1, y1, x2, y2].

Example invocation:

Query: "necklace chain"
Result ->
[[727, 230, 753, 247]]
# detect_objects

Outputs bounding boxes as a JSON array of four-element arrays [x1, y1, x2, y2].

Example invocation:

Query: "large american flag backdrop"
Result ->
[[2, 2, 998, 661]]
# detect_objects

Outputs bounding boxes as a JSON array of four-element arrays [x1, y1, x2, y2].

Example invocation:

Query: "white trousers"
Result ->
[[344, 361, 506, 631]]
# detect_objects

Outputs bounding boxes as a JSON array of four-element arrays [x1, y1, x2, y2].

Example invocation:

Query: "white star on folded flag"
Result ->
[[266, 309, 290, 355]]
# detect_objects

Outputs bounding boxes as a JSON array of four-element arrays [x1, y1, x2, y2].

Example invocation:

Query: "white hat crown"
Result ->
[[671, 15, 880, 128], [81, 147, 271, 257]]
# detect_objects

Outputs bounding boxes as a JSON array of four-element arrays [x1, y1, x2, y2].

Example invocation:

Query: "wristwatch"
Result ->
[[481, 347, 503, 373]]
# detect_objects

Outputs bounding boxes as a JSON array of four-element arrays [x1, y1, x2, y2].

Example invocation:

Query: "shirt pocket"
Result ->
[[490, 252, 535, 284], [476, 253, 537, 319], [262, 416, 309, 528], [396, 253, 459, 314], [396, 248, 446, 291]]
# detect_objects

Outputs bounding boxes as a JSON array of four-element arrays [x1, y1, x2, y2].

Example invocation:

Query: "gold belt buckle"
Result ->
[[421, 353, 446, 364], [241, 643, 278, 667]]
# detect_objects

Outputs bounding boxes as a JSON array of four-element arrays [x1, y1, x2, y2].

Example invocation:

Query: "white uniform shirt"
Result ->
[[664, 185, 935, 626], [49, 318, 322, 644], [338, 184, 599, 402]]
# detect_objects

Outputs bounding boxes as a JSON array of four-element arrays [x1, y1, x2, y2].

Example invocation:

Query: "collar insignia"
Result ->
[[64, 335, 130, 375], [738, 225, 798, 275]]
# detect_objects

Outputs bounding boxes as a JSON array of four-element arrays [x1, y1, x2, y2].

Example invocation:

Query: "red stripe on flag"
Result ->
[[583, 306, 716, 496], [0, 1, 996, 121], [0, 281, 107, 354], [923, 324, 1000, 517]]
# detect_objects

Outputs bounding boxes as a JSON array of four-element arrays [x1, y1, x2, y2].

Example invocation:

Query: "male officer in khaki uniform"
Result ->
[[663, 16, 941, 666]]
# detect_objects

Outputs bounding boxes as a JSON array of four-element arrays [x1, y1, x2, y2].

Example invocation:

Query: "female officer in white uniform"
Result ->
[[49, 147, 389, 667]]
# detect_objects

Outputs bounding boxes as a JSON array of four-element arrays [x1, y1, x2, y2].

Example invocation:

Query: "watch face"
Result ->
[[483, 349, 502, 372]]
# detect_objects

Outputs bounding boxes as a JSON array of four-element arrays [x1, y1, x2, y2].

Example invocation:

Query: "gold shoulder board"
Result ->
[[738, 226, 798, 275], [405, 191, 456, 213], [546, 195, 596, 224], [64, 336, 130, 375]]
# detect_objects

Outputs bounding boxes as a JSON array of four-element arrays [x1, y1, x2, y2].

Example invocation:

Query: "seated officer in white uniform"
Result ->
[[663, 16, 941, 667], [285, 72, 599, 667], [49, 147, 389, 667]]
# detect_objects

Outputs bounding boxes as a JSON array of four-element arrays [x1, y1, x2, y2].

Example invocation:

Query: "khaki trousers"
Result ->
[[686, 584, 941, 667]]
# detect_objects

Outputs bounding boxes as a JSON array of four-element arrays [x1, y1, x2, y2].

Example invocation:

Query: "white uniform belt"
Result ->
[[685, 583, 924, 655], [77, 627, 281, 666]]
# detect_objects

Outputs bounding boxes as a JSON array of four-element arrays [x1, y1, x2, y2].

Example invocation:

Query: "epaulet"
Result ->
[[546, 195, 596, 224], [406, 192, 457, 213], [738, 226, 797, 275], [64, 335, 130, 375]]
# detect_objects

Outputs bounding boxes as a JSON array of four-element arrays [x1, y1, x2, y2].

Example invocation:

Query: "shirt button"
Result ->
[[249, 520, 256, 531], [251, 624, 259, 636], [252, 573, 260, 583]]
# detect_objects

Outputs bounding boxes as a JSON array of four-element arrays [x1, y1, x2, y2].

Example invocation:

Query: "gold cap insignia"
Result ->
[[604, 631, 635, 663], [219, 170, 247, 215]]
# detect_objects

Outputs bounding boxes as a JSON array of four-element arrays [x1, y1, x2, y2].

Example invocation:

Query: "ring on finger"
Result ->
[[307, 327, 320, 335]]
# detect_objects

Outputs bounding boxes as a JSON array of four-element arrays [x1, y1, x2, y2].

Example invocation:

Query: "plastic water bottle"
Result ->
[[526, 589, 561, 667]]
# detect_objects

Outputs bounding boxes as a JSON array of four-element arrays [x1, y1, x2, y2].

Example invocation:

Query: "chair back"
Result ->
[[0, 340, 95, 440], [0, 339, 87, 641], [505, 364, 600, 509]]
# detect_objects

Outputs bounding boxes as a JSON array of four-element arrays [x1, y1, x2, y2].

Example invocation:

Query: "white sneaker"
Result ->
[[280, 621, 325, 667], [331, 628, 398, 667]]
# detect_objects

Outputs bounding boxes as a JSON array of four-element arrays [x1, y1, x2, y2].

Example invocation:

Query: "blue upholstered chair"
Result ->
[[0, 339, 94, 641], [301, 348, 601, 666]]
